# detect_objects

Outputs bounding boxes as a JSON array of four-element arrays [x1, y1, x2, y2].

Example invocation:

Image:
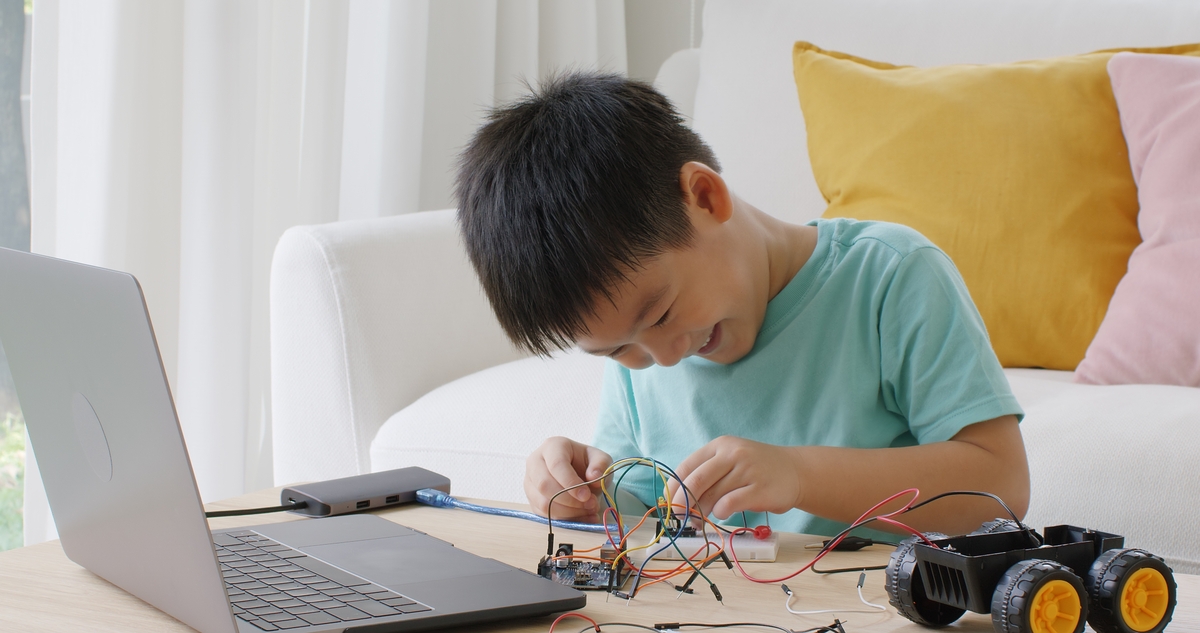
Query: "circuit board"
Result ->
[[537, 544, 632, 591]]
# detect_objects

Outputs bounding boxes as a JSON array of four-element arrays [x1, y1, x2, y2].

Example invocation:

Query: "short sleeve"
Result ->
[[592, 359, 644, 462], [879, 247, 1024, 444], [591, 360, 663, 507]]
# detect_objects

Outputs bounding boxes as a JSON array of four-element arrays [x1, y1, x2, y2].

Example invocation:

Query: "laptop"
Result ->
[[0, 247, 585, 632]]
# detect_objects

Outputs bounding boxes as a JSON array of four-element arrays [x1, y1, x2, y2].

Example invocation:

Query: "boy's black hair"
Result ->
[[455, 71, 720, 355]]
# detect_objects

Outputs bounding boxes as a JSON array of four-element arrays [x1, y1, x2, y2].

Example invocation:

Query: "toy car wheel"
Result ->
[[884, 536, 965, 627], [991, 559, 1086, 633], [971, 518, 1029, 534], [1085, 548, 1176, 633]]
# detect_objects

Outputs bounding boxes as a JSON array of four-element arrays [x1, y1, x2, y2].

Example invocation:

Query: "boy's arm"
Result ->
[[670, 414, 1028, 536]]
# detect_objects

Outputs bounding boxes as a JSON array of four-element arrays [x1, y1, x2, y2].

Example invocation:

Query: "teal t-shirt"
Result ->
[[592, 218, 1023, 538]]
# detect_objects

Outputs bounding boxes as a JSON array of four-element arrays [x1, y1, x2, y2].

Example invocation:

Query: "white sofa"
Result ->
[[271, 0, 1200, 574]]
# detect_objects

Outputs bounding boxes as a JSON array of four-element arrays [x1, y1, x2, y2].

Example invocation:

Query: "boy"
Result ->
[[455, 72, 1028, 538]]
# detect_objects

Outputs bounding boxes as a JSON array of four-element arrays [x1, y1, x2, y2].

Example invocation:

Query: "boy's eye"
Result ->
[[651, 309, 670, 328]]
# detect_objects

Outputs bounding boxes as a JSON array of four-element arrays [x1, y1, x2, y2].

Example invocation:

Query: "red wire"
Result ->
[[548, 612, 599, 632], [602, 506, 624, 546], [727, 488, 934, 584]]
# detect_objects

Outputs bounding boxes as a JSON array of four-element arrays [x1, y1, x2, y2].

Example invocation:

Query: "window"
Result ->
[[0, 0, 32, 551]]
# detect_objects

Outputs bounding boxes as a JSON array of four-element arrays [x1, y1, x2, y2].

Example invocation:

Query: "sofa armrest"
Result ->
[[270, 209, 525, 486]]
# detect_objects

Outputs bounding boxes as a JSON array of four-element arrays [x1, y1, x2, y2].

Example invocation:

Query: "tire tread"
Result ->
[[1086, 548, 1176, 633]]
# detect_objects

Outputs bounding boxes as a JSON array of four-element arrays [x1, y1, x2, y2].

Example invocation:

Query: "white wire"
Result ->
[[783, 574, 887, 616], [857, 583, 887, 611]]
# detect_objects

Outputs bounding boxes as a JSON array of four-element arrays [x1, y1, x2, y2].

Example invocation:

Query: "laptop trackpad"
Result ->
[[303, 536, 512, 587]]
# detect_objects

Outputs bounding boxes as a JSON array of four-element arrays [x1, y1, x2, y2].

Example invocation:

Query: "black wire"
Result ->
[[670, 624, 796, 632], [905, 490, 1041, 547], [204, 500, 308, 518], [811, 539, 898, 574], [634, 624, 843, 633], [576, 624, 799, 633], [811, 562, 887, 575], [574, 624, 658, 632]]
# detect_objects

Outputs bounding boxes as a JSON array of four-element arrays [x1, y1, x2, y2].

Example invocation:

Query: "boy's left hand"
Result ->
[[668, 436, 803, 520]]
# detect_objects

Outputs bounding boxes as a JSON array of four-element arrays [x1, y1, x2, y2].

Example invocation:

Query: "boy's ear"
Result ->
[[680, 162, 733, 224]]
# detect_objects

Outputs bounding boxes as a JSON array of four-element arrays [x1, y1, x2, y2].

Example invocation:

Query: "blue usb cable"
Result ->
[[415, 488, 619, 534]]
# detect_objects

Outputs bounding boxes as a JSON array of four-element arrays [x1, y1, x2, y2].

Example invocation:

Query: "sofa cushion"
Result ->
[[793, 42, 1200, 371], [1009, 371, 1200, 575], [1075, 53, 1200, 387], [373, 355, 1199, 572], [370, 349, 606, 504]]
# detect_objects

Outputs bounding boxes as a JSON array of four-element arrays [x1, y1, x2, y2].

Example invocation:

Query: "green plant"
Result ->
[[0, 411, 24, 551]]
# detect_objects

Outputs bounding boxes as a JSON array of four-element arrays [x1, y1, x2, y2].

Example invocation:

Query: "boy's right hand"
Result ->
[[524, 437, 612, 522]]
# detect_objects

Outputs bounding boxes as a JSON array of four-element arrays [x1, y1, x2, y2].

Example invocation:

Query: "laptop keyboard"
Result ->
[[215, 529, 431, 631]]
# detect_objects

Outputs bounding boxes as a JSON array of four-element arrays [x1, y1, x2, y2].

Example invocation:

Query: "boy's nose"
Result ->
[[648, 333, 691, 367]]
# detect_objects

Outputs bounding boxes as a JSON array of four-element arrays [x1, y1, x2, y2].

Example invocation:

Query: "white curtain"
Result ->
[[25, 0, 627, 545]]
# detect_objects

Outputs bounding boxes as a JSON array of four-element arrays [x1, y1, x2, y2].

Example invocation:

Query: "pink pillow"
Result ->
[[1075, 53, 1200, 386]]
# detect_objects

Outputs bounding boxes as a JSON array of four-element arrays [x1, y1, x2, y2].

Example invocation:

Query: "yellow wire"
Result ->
[[588, 458, 714, 583]]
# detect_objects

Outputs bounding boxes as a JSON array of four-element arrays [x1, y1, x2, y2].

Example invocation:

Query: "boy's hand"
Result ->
[[524, 437, 613, 522], [669, 436, 802, 520]]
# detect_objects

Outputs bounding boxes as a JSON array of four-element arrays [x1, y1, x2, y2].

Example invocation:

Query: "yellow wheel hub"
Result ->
[[1120, 567, 1169, 632], [1029, 579, 1082, 633]]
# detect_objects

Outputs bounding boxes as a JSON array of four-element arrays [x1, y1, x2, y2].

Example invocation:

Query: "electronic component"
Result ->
[[280, 466, 451, 517], [628, 528, 779, 563], [537, 543, 632, 591]]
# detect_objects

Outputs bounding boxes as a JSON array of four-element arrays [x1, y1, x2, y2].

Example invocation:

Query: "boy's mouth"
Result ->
[[698, 323, 722, 355]]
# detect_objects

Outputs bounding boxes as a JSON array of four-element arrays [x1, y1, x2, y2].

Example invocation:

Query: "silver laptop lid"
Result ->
[[0, 248, 237, 633]]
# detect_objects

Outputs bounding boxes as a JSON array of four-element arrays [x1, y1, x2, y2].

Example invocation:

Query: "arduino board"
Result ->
[[536, 543, 632, 591]]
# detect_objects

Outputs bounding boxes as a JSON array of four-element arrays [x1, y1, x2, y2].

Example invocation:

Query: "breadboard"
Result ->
[[628, 531, 778, 563]]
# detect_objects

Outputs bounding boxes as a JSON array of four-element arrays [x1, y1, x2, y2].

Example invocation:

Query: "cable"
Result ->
[[905, 490, 1041, 547], [656, 624, 796, 633], [782, 572, 885, 615], [573, 624, 657, 632], [569, 623, 848, 633], [415, 488, 619, 534], [550, 612, 600, 632], [418, 459, 724, 601], [811, 562, 886, 575], [730, 488, 1033, 585], [418, 456, 1025, 609], [204, 501, 308, 518], [855, 572, 887, 611], [730, 488, 925, 585], [807, 537, 897, 575]]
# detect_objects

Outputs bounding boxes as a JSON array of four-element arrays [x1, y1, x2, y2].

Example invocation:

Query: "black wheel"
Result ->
[[884, 535, 965, 627], [971, 518, 1030, 535], [991, 559, 1087, 633], [1086, 548, 1176, 633]]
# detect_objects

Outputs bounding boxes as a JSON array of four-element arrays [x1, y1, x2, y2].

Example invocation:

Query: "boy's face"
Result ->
[[576, 204, 767, 370]]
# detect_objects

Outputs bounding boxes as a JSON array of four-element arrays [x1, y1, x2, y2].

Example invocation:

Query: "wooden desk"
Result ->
[[1, 487, 1196, 632]]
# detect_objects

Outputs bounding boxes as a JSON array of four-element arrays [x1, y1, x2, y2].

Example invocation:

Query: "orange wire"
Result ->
[[624, 502, 730, 594], [632, 546, 727, 592], [548, 612, 598, 632]]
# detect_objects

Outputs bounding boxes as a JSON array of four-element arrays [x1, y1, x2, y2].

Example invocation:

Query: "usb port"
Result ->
[[385, 495, 400, 504], [356, 500, 370, 509]]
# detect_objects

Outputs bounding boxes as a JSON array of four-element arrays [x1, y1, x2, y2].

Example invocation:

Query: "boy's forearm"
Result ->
[[789, 415, 1029, 536]]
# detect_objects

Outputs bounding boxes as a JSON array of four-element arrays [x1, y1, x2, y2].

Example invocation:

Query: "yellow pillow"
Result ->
[[793, 41, 1200, 370]]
